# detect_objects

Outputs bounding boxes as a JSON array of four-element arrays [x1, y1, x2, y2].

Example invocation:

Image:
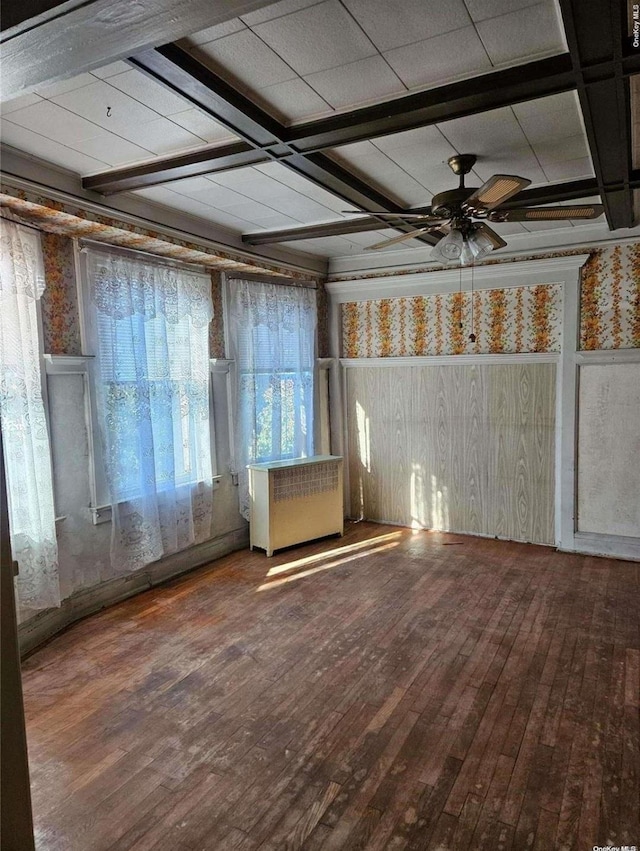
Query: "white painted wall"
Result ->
[[578, 362, 640, 537]]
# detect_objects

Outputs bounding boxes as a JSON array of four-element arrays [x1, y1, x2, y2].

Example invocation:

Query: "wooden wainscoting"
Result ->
[[346, 363, 555, 545]]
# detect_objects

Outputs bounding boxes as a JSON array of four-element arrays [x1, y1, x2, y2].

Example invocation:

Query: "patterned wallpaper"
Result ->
[[341, 242, 640, 357], [1, 187, 326, 358], [580, 243, 640, 349], [343, 284, 562, 357], [0, 188, 300, 278], [41, 232, 82, 355], [209, 270, 225, 359]]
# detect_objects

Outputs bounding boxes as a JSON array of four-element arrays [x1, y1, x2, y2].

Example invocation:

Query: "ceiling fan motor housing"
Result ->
[[431, 187, 478, 219]]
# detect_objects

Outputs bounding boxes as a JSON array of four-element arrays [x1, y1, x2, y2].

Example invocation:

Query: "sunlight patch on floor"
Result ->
[[257, 537, 401, 591]]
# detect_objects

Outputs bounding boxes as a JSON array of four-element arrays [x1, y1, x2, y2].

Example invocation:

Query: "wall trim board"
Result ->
[[555, 256, 583, 552], [561, 532, 640, 562], [575, 348, 640, 364], [18, 526, 249, 657], [210, 358, 234, 374], [326, 255, 592, 302], [340, 353, 560, 369], [43, 354, 91, 374]]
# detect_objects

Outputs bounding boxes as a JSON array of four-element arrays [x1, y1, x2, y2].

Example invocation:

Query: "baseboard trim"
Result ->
[[348, 516, 555, 547], [559, 531, 640, 562], [18, 526, 249, 657]]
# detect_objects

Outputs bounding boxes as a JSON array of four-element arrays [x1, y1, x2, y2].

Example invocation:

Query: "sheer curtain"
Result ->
[[0, 221, 60, 609], [86, 250, 214, 573], [228, 279, 316, 519]]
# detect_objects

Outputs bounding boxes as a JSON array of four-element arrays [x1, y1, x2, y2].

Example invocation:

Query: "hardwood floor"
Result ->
[[22, 523, 640, 850]]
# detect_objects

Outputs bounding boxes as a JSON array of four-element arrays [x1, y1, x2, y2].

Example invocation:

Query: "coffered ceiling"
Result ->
[[1, 0, 639, 273]]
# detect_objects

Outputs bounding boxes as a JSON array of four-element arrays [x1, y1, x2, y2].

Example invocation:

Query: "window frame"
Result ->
[[222, 272, 322, 473], [76, 240, 220, 524]]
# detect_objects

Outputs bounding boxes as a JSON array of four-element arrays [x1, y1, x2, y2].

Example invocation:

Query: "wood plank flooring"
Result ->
[[21, 523, 640, 850]]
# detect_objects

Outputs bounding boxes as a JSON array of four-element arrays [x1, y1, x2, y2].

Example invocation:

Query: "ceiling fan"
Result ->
[[343, 154, 603, 263]]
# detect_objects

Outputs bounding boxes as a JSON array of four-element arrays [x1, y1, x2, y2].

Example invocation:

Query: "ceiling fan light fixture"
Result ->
[[431, 227, 464, 262], [465, 226, 495, 261]]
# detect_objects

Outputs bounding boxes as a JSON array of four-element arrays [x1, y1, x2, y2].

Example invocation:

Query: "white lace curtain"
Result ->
[[228, 279, 316, 519], [0, 221, 60, 610], [86, 250, 214, 573]]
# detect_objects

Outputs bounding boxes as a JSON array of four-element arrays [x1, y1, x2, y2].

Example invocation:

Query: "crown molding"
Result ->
[[325, 254, 591, 302], [327, 222, 640, 278]]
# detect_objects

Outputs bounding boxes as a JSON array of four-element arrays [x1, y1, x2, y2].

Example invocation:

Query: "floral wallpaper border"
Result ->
[[343, 284, 562, 358], [339, 242, 640, 356], [0, 191, 293, 277]]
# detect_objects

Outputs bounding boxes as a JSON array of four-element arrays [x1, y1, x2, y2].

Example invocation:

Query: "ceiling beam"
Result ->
[[0, 0, 280, 97], [286, 54, 576, 153], [82, 141, 269, 195], [83, 52, 581, 195], [558, 0, 634, 230], [86, 43, 440, 246]]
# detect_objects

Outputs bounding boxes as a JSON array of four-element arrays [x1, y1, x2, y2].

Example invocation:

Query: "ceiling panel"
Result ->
[[540, 157, 594, 182], [251, 0, 377, 76], [5, 100, 105, 146], [532, 133, 589, 166], [51, 80, 161, 134], [464, 0, 544, 23], [240, 0, 323, 26], [437, 106, 530, 153], [0, 62, 240, 174], [370, 125, 471, 194], [184, 17, 246, 44], [343, 0, 472, 52], [384, 26, 492, 90], [329, 141, 435, 206], [34, 73, 96, 98], [112, 117, 205, 155], [475, 2, 565, 64], [253, 78, 330, 122], [254, 161, 359, 212], [472, 147, 548, 185], [167, 108, 237, 144], [190, 29, 297, 90], [512, 90, 584, 144], [303, 56, 406, 110], [177, 0, 569, 125], [0, 120, 108, 174], [71, 134, 154, 166], [133, 185, 258, 229], [90, 61, 132, 79], [105, 69, 196, 116], [1, 91, 44, 114]]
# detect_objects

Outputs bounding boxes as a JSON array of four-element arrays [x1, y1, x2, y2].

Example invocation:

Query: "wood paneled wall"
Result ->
[[346, 363, 556, 545]]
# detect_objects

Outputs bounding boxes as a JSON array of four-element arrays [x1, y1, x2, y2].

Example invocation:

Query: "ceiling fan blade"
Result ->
[[473, 222, 507, 250], [341, 209, 443, 220], [364, 228, 435, 251], [488, 204, 604, 222], [463, 174, 531, 214]]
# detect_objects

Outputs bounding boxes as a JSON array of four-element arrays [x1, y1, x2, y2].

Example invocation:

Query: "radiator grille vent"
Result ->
[[273, 461, 339, 502]]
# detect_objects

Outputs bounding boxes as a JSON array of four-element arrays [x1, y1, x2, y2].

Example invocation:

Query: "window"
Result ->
[[81, 245, 215, 572], [227, 278, 317, 519], [0, 221, 60, 609]]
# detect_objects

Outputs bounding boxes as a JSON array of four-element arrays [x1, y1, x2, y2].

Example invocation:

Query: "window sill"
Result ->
[[90, 475, 224, 525]]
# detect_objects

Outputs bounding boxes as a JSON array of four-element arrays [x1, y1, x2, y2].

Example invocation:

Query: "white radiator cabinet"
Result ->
[[248, 455, 344, 556]]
